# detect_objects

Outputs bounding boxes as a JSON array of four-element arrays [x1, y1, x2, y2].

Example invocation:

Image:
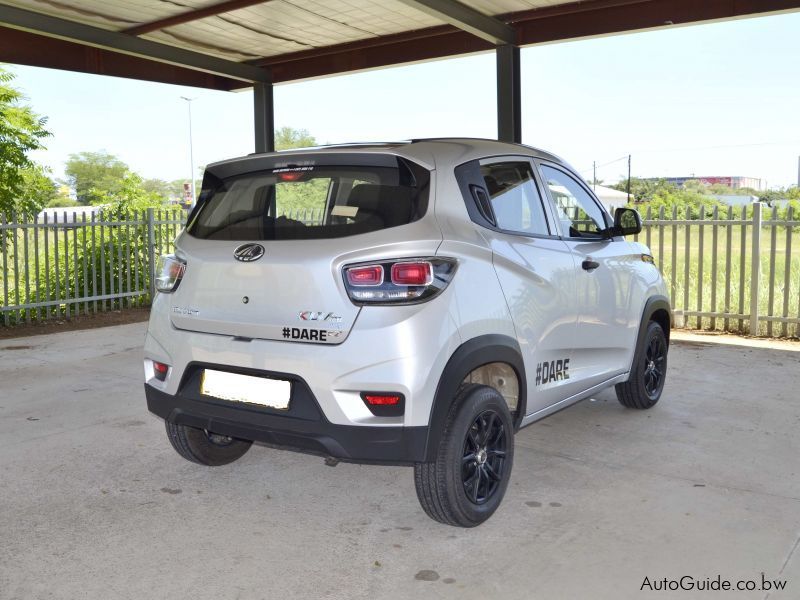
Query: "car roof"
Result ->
[[207, 138, 571, 174]]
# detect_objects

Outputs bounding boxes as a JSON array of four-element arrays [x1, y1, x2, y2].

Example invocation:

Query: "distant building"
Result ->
[[590, 184, 630, 213], [659, 176, 762, 190]]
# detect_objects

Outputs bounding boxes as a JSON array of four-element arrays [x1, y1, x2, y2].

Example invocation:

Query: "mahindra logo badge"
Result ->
[[233, 243, 265, 262]]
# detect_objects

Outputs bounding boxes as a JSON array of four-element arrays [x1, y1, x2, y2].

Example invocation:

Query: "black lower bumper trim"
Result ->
[[145, 384, 427, 465]]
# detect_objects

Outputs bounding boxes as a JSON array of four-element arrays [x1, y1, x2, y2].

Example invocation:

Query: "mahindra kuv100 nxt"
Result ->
[[144, 138, 671, 527]]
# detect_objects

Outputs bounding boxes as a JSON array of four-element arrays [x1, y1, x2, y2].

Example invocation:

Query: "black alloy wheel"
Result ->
[[461, 410, 508, 505]]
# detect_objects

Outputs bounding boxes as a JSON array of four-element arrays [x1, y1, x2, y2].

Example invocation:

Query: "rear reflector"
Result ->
[[346, 265, 383, 286], [153, 361, 169, 381], [391, 262, 432, 286], [360, 392, 406, 417], [363, 394, 401, 406]]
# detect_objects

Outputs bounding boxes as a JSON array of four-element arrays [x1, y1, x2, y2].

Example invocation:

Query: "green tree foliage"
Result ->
[[17, 163, 57, 215], [46, 195, 79, 208], [758, 189, 784, 206], [640, 188, 727, 219], [611, 177, 678, 203], [141, 178, 172, 201], [0, 67, 52, 216], [65, 151, 128, 205], [104, 172, 164, 213], [275, 126, 316, 150]]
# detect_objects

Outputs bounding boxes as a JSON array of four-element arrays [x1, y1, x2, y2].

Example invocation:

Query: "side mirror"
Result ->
[[610, 207, 642, 237]]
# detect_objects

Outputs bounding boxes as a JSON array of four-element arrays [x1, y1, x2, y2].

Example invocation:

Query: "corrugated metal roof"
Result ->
[[0, 0, 565, 61], [1, 0, 798, 89]]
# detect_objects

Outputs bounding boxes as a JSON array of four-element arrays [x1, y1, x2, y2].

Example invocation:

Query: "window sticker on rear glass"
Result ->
[[331, 205, 358, 217]]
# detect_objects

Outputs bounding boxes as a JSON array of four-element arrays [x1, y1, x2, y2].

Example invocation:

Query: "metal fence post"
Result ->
[[147, 208, 156, 301], [749, 202, 762, 336]]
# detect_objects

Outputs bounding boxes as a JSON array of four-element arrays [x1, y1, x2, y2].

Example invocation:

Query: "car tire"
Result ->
[[414, 384, 514, 527], [616, 320, 668, 409], [165, 421, 253, 466]]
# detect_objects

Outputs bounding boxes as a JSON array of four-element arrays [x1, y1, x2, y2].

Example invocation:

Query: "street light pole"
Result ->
[[180, 96, 196, 207]]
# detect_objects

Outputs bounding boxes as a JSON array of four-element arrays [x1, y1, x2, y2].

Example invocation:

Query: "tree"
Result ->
[[65, 150, 129, 205], [141, 178, 172, 202], [17, 164, 57, 215], [611, 177, 677, 203], [758, 190, 784, 206], [0, 67, 52, 216], [105, 172, 164, 213], [275, 126, 316, 150]]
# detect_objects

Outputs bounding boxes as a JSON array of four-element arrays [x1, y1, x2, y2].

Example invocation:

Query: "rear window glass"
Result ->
[[187, 159, 429, 240]]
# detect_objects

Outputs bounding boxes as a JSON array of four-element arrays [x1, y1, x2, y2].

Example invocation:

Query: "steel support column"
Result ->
[[496, 44, 521, 144], [253, 81, 275, 154]]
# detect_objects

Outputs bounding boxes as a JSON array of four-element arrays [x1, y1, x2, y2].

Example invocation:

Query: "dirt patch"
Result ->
[[0, 308, 150, 340]]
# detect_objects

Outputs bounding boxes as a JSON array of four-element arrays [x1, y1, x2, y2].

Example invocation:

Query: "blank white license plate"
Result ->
[[200, 369, 291, 410]]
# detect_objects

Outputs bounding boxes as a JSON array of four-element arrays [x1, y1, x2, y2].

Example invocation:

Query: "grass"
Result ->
[[637, 218, 800, 338]]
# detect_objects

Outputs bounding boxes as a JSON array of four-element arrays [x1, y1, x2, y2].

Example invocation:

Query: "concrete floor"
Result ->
[[1, 323, 798, 600]]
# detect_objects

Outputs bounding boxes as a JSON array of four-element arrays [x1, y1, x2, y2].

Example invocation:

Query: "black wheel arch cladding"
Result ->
[[638, 295, 672, 343], [423, 334, 526, 463]]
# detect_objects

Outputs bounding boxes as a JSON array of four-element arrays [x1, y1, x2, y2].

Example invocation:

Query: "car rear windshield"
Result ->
[[186, 158, 429, 241]]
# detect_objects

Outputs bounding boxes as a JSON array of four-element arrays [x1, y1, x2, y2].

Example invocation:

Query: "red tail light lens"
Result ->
[[345, 265, 383, 286], [277, 171, 305, 182], [391, 262, 432, 286], [342, 257, 457, 305]]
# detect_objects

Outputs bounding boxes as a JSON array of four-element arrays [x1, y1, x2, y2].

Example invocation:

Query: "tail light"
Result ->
[[360, 392, 405, 416], [152, 360, 169, 382], [343, 257, 457, 304], [155, 255, 186, 293], [346, 265, 383, 286]]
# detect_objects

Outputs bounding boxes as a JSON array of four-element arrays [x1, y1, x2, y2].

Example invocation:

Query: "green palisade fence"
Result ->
[[2, 203, 799, 337], [0, 207, 185, 326]]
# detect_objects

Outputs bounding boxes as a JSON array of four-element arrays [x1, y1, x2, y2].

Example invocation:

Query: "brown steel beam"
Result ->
[[260, 0, 800, 82], [0, 26, 240, 90], [511, 0, 800, 45], [124, 0, 272, 36], [258, 26, 492, 83]]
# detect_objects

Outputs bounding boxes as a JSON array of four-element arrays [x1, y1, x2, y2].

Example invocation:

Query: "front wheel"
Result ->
[[616, 320, 668, 409], [414, 384, 514, 527], [165, 422, 252, 466]]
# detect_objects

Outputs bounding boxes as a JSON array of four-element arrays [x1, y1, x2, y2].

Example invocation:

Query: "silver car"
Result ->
[[144, 138, 671, 527]]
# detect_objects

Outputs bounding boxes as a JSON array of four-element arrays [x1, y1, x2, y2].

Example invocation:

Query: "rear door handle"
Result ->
[[582, 259, 600, 271]]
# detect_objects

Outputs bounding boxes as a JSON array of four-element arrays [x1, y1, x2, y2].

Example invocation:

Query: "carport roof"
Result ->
[[1, 0, 800, 90]]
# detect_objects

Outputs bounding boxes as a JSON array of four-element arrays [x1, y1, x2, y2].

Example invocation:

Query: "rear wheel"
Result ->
[[165, 422, 252, 466], [414, 384, 514, 527], [616, 320, 668, 409]]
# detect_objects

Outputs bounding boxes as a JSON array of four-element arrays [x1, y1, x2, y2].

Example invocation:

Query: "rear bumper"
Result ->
[[145, 380, 428, 465]]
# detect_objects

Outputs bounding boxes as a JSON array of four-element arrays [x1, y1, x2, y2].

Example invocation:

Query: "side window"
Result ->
[[479, 162, 549, 236], [539, 165, 608, 239]]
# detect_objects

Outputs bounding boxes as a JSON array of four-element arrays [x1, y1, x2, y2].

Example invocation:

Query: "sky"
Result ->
[[7, 10, 800, 189]]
